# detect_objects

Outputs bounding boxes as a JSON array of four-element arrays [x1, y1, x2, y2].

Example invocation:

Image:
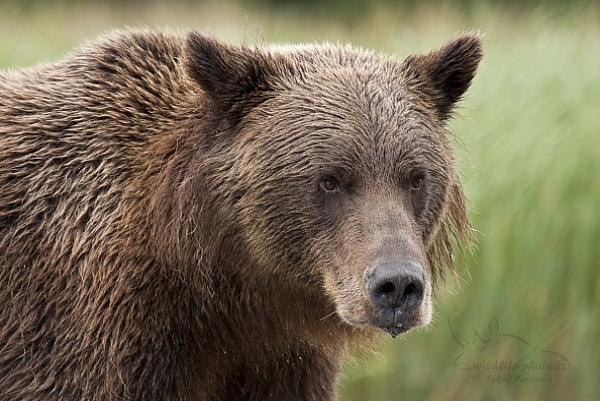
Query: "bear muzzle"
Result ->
[[364, 261, 425, 337]]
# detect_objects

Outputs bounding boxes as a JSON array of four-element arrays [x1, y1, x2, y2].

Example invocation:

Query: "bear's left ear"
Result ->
[[401, 33, 483, 121], [184, 32, 285, 119]]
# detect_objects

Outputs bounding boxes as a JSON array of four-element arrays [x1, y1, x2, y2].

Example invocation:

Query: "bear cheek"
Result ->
[[321, 269, 374, 327], [418, 172, 450, 244], [315, 236, 375, 327], [414, 279, 434, 327]]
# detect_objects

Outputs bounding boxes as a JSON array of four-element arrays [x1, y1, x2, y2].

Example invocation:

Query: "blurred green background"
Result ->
[[1, 0, 598, 400]]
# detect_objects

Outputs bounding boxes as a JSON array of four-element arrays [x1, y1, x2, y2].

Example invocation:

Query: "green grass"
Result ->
[[1, 2, 599, 400]]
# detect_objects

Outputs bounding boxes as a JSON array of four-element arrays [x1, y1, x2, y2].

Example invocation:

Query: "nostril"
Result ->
[[378, 281, 396, 295], [403, 282, 419, 299], [401, 282, 423, 307]]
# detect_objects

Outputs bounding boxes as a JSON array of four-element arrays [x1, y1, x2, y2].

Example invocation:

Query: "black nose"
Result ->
[[365, 261, 425, 334]]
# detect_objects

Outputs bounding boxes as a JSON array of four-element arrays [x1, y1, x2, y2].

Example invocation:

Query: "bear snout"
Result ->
[[365, 261, 425, 337]]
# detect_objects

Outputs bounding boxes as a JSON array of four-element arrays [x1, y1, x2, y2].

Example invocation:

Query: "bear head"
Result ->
[[182, 32, 482, 337]]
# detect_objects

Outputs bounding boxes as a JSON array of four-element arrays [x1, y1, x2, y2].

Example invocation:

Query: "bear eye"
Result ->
[[319, 177, 339, 193], [409, 172, 425, 190]]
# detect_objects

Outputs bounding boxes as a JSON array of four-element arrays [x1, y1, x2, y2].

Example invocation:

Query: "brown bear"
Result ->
[[0, 29, 481, 400]]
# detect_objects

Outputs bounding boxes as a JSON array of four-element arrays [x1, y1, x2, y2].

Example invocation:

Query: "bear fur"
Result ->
[[0, 30, 482, 400]]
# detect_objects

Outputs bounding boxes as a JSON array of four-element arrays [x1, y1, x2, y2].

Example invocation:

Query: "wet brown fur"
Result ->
[[0, 30, 482, 400]]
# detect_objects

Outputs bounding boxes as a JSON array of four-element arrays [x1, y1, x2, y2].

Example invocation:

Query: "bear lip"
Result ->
[[375, 312, 420, 338], [386, 325, 412, 339]]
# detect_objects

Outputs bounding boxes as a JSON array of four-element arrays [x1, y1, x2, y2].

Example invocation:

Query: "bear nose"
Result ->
[[365, 261, 425, 334]]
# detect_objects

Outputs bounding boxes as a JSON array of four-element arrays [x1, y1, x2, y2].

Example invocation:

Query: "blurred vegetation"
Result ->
[[1, 0, 598, 400], [2, 0, 599, 22]]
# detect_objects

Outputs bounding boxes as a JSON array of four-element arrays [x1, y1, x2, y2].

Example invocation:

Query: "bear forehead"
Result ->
[[259, 45, 428, 127], [275, 44, 403, 90], [250, 53, 437, 153], [243, 90, 440, 177], [270, 42, 388, 70]]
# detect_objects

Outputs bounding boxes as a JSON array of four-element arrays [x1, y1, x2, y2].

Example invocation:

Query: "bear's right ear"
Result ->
[[184, 32, 282, 118]]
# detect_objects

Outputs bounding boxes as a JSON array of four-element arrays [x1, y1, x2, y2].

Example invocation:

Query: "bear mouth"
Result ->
[[373, 312, 421, 338], [340, 310, 422, 338], [386, 325, 412, 338]]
